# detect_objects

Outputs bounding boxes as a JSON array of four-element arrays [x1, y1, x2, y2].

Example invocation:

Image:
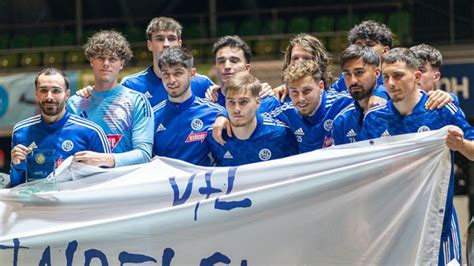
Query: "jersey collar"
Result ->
[[305, 90, 327, 125], [165, 94, 196, 113], [40, 110, 70, 132]]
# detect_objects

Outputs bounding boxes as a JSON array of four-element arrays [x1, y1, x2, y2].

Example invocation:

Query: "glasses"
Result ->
[[343, 69, 367, 78], [94, 55, 121, 63]]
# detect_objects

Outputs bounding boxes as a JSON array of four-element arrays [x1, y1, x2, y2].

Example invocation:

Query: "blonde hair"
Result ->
[[226, 71, 261, 98]]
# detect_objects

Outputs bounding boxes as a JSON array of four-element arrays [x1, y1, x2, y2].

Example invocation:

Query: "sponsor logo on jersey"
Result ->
[[143, 91, 153, 98], [107, 134, 123, 151], [294, 128, 305, 135], [191, 119, 204, 130], [185, 131, 207, 143], [55, 156, 64, 168], [417, 126, 430, 132], [346, 129, 357, 138], [323, 119, 333, 131], [223, 151, 234, 159], [61, 140, 74, 152], [322, 136, 333, 148], [156, 123, 167, 132], [259, 148, 272, 161], [381, 130, 391, 137]]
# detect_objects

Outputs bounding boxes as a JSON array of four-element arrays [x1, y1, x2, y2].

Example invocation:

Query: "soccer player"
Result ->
[[207, 71, 299, 166], [332, 45, 382, 145], [152, 47, 223, 166], [121, 17, 214, 106], [205, 35, 277, 111], [10, 68, 110, 187], [68, 30, 154, 167], [361, 48, 474, 265], [77, 17, 214, 107]]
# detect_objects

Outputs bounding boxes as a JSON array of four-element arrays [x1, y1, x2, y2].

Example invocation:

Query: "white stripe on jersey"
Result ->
[[262, 117, 289, 128], [334, 103, 355, 120], [267, 102, 294, 118], [69, 115, 112, 153], [364, 102, 388, 118], [129, 89, 152, 117], [152, 100, 166, 112], [195, 97, 225, 111], [194, 73, 215, 85], [445, 103, 458, 115], [13, 115, 42, 132]]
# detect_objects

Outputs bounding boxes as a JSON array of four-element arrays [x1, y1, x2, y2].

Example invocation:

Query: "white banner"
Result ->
[[0, 127, 452, 265]]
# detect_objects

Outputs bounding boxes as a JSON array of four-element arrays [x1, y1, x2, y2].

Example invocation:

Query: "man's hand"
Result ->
[[212, 116, 232, 145], [75, 85, 94, 98], [73, 151, 115, 167], [273, 84, 288, 102], [259, 82, 275, 98], [426, 90, 453, 110], [205, 85, 221, 102], [446, 126, 464, 152], [367, 95, 387, 109], [11, 144, 30, 165]]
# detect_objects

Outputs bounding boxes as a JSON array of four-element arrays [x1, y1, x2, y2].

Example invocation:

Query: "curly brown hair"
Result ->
[[83, 30, 133, 65], [282, 60, 322, 86]]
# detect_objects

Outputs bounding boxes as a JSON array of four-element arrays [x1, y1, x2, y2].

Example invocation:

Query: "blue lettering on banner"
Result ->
[[169, 167, 252, 221], [1, 239, 247, 265], [0, 238, 29, 266]]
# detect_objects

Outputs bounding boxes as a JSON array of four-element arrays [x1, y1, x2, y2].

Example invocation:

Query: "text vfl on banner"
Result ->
[[0, 128, 452, 265]]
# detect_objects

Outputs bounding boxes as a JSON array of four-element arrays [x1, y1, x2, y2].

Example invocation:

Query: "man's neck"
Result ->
[[43, 109, 66, 124], [168, 89, 192, 104], [95, 80, 118, 92], [153, 60, 161, 78], [232, 117, 257, 140], [393, 90, 422, 116]]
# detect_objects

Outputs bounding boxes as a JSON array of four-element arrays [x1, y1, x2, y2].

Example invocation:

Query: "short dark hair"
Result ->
[[348, 20, 393, 48], [340, 44, 380, 69], [212, 35, 252, 64], [158, 46, 193, 70], [35, 68, 70, 90], [381, 47, 419, 70], [409, 44, 442, 70]]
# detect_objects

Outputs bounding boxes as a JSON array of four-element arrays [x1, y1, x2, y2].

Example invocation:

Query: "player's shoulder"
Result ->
[[194, 96, 225, 111], [13, 115, 41, 133]]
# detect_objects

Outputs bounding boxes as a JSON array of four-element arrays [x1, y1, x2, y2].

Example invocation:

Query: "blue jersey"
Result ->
[[361, 92, 474, 140], [68, 84, 154, 167], [10, 111, 110, 186], [266, 90, 353, 152], [332, 102, 364, 145], [207, 114, 299, 166], [331, 73, 389, 100], [153, 95, 224, 166], [360, 92, 473, 264], [121, 66, 214, 107]]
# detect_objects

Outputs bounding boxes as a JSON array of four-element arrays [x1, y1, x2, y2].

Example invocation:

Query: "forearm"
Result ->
[[113, 142, 152, 167], [458, 139, 474, 161]]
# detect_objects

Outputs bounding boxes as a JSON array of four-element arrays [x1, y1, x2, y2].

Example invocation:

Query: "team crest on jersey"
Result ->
[[324, 119, 333, 131], [418, 126, 430, 132], [185, 131, 207, 143], [61, 140, 74, 152], [35, 153, 46, 164], [107, 134, 123, 151], [258, 148, 272, 161], [323, 136, 333, 148], [191, 119, 204, 130]]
